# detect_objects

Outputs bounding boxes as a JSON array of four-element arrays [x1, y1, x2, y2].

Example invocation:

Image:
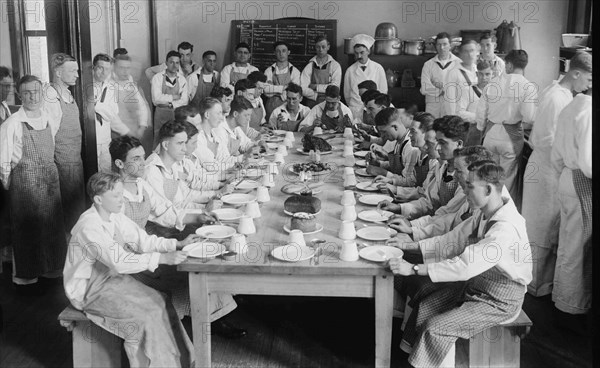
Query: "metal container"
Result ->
[[374, 22, 398, 39], [403, 39, 424, 55], [344, 38, 354, 54], [374, 38, 402, 55]]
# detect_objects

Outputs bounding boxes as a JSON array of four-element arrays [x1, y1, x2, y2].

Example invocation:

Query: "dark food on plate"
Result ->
[[292, 161, 331, 173], [290, 212, 317, 232], [302, 134, 332, 152], [284, 194, 322, 214]]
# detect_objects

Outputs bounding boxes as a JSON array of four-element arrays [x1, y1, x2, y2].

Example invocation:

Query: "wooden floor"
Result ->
[[0, 262, 592, 368]]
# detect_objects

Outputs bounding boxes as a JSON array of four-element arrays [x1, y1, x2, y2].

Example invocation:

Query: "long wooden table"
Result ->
[[178, 133, 395, 368]]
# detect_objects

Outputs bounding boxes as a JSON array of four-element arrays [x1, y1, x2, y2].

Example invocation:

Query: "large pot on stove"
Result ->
[[374, 38, 403, 55], [403, 39, 425, 55]]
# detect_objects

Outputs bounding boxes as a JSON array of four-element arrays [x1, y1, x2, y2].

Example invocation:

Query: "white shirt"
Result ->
[[297, 100, 353, 130], [0, 107, 58, 188], [343, 59, 388, 116], [94, 80, 130, 144], [41, 83, 71, 125], [394, 158, 438, 199], [0, 101, 11, 122], [150, 71, 189, 108], [480, 54, 506, 78], [421, 197, 532, 287], [187, 69, 220, 100], [475, 73, 537, 131], [122, 177, 186, 230], [214, 119, 254, 154], [219, 63, 259, 92], [529, 80, 573, 152], [263, 63, 301, 97], [144, 152, 213, 206], [420, 53, 461, 102], [382, 133, 420, 187], [181, 152, 223, 191], [63, 205, 177, 310], [551, 94, 592, 178], [193, 126, 240, 173], [300, 55, 342, 101], [268, 103, 311, 130], [442, 63, 479, 118]]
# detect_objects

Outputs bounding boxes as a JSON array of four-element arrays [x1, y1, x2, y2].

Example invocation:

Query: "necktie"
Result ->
[[360, 66, 367, 72], [460, 209, 472, 221], [95, 87, 108, 125]]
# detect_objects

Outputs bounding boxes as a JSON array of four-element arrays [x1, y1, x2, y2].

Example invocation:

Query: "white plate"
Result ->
[[195, 225, 237, 239], [358, 194, 393, 206], [296, 147, 333, 155], [356, 226, 398, 241], [355, 159, 367, 167], [266, 142, 279, 149], [280, 184, 323, 195], [235, 179, 259, 190], [265, 136, 285, 143], [211, 208, 245, 221], [283, 208, 322, 216], [241, 168, 264, 179], [272, 129, 288, 136], [287, 165, 331, 177], [183, 242, 227, 259], [283, 223, 324, 235], [271, 244, 316, 262], [355, 181, 380, 192], [354, 150, 369, 158], [358, 210, 394, 223], [359, 245, 404, 262], [221, 193, 256, 205], [355, 168, 375, 177]]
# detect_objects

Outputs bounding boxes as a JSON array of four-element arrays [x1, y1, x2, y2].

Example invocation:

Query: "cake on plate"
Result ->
[[284, 194, 321, 214], [290, 212, 317, 232]]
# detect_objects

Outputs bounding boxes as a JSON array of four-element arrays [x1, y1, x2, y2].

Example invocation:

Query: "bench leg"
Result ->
[[467, 326, 522, 368], [72, 320, 123, 368]]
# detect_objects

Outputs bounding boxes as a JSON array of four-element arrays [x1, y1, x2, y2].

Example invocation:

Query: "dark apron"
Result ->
[[572, 169, 592, 299], [230, 68, 250, 87], [414, 156, 430, 187], [153, 75, 179, 146], [123, 189, 152, 229], [10, 122, 67, 279], [55, 92, 86, 231], [278, 110, 305, 132], [319, 104, 347, 131], [249, 103, 264, 131], [265, 65, 293, 120], [190, 71, 216, 109], [388, 139, 410, 176]]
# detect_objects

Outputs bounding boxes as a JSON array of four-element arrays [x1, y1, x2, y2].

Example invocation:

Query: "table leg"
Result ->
[[189, 272, 211, 368], [375, 275, 394, 368]]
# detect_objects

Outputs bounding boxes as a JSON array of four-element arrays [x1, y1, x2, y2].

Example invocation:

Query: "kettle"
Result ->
[[385, 68, 399, 88], [495, 21, 509, 53], [504, 21, 521, 53]]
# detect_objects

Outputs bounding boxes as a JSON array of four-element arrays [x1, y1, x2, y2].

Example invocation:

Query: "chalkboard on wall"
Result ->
[[231, 19, 337, 72]]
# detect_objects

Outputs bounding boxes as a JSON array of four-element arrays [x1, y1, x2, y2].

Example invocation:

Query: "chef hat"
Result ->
[[350, 34, 375, 50]]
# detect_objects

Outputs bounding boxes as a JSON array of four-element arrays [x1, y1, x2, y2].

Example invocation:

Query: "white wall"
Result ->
[[0, 8, 12, 70], [155, 0, 569, 90]]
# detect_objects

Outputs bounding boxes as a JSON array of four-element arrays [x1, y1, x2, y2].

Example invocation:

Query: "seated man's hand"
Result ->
[[197, 213, 219, 226], [219, 183, 235, 196], [176, 234, 203, 250], [377, 200, 401, 214], [373, 175, 392, 184], [387, 215, 412, 234], [366, 164, 387, 177], [386, 236, 419, 251], [388, 256, 414, 276], [378, 183, 396, 195], [205, 199, 223, 212], [159, 251, 188, 265]]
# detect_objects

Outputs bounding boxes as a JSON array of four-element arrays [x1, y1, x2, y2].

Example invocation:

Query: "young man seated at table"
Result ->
[[377, 115, 470, 221], [64, 172, 198, 368], [268, 82, 311, 131], [364, 107, 419, 185], [214, 95, 262, 156], [209, 85, 234, 118], [297, 85, 353, 133], [374, 112, 437, 192], [234, 76, 267, 131], [145, 120, 230, 210], [388, 161, 531, 368], [110, 135, 220, 239]]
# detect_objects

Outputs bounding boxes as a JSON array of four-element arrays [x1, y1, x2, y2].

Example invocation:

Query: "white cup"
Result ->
[[277, 145, 288, 157], [237, 215, 256, 235], [340, 204, 357, 221], [340, 190, 356, 205], [245, 201, 261, 218], [274, 152, 285, 164], [261, 173, 275, 188], [229, 233, 248, 255], [344, 139, 354, 147], [267, 162, 279, 175], [313, 126, 323, 135], [338, 220, 356, 240], [339, 240, 359, 261], [343, 127, 353, 138], [343, 167, 354, 176], [344, 155, 356, 167], [285, 131, 295, 142], [343, 174, 358, 187], [283, 138, 293, 148], [256, 186, 270, 202], [288, 229, 306, 247], [342, 146, 353, 157]]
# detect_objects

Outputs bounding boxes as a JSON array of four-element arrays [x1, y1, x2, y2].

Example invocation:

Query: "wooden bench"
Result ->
[[456, 310, 533, 368], [58, 306, 124, 368]]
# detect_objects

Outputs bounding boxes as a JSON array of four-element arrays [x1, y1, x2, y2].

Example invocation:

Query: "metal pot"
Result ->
[[374, 22, 398, 39], [403, 39, 424, 55], [374, 38, 402, 55], [344, 38, 354, 54]]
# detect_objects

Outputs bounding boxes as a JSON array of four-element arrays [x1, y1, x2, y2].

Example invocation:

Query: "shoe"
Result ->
[[212, 319, 247, 339]]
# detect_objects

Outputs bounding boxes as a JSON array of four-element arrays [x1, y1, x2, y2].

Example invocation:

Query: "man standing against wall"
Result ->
[[300, 35, 342, 109]]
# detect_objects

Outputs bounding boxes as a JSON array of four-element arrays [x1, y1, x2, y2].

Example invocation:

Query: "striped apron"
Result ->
[[388, 139, 410, 176], [265, 65, 293, 120], [190, 71, 216, 109], [438, 173, 459, 208], [573, 169, 592, 307], [10, 122, 67, 279], [123, 189, 152, 229], [80, 229, 194, 367], [55, 93, 86, 231]]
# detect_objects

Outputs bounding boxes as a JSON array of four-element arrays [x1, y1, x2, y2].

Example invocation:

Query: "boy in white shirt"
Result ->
[[188, 50, 220, 107], [220, 42, 259, 93], [263, 41, 301, 120], [269, 82, 311, 131], [300, 35, 342, 108], [235, 77, 267, 130], [479, 33, 505, 78]]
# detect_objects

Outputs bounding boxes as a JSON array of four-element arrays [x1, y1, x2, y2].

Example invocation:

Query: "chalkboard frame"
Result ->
[[230, 18, 338, 73]]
